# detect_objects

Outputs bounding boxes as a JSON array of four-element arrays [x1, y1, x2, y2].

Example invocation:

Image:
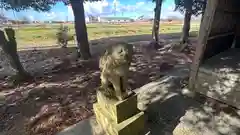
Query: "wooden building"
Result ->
[[189, 0, 240, 108]]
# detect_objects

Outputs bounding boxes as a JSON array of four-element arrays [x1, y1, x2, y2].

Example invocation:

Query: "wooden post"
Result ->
[[188, 0, 219, 90]]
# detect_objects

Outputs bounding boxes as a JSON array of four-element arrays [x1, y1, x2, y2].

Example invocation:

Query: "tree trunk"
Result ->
[[0, 28, 30, 78], [152, 0, 163, 43], [180, 2, 192, 44], [70, 0, 91, 60]]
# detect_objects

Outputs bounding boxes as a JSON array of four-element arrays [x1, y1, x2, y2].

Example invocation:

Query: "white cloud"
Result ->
[[112, 1, 154, 16], [28, 15, 34, 21], [136, 2, 145, 7], [66, 0, 184, 20], [4, 0, 189, 21], [43, 11, 67, 21], [167, 5, 175, 11], [67, 0, 152, 18], [44, 12, 56, 19], [68, 0, 109, 17], [84, 0, 109, 15], [161, 4, 184, 19], [119, 2, 147, 13]]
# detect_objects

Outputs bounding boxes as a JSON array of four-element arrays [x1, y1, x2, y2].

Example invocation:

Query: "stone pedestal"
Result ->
[[93, 91, 145, 135]]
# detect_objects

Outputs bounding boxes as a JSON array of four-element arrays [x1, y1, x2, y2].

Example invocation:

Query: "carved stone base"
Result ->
[[93, 91, 145, 135]]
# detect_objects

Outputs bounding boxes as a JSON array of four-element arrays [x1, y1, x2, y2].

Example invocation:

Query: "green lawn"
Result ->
[[14, 22, 200, 48]]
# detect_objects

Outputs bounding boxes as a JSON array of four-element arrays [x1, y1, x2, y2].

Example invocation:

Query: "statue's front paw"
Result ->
[[122, 92, 128, 99], [117, 93, 128, 101], [117, 96, 125, 101]]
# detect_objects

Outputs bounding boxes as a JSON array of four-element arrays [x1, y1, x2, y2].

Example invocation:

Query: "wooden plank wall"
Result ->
[[202, 0, 239, 61], [189, 0, 240, 90]]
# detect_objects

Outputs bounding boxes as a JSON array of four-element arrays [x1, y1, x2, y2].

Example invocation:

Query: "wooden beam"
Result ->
[[216, 8, 240, 14], [208, 32, 235, 40], [189, 0, 219, 90], [217, 1, 240, 14]]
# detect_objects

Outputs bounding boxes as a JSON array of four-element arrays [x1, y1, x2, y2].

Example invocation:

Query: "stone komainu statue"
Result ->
[[56, 25, 69, 48], [99, 42, 133, 101]]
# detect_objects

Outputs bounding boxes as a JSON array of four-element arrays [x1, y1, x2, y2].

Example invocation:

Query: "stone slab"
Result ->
[[56, 116, 105, 135], [96, 91, 138, 123], [93, 103, 145, 135], [196, 48, 240, 109], [172, 105, 240, 135]]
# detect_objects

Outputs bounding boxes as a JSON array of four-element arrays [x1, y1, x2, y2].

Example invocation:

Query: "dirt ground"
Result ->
[[0, 37, 197, 135]]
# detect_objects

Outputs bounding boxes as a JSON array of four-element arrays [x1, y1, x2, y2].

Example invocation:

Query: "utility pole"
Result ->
[[114, 2, 116, 16]]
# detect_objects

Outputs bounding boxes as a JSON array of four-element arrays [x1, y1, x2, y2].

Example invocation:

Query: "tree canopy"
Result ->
[[0, 0, 98, 12], [0, 0, 60, 12], [174, 0, 206, 16]]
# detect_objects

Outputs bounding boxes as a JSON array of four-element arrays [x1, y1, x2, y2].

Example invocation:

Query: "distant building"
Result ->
[[99, 17, 134, 23], [44, 21, 52, 23], [85, 17, 90, 23], [98, 17, 101, 22]]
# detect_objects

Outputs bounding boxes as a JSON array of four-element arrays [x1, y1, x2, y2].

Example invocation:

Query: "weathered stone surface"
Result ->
[[96, 91, 138, 123], [94, 103, 145, 135], [196, 48, 240, 109], [173, 106, 240, 135], [135, 66, 190, 111], [117, 112, 145, 135], [57, 117, 105, 135], [173, 122, 208, 135]]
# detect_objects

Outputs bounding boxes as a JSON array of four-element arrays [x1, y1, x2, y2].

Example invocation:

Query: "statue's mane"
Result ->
[[99, 54, 127, 71]]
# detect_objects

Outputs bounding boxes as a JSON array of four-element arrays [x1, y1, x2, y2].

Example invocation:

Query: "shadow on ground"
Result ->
[[135, 68, 240, 135], [56, 66, 240, 135], [0, 33, 196, 135]]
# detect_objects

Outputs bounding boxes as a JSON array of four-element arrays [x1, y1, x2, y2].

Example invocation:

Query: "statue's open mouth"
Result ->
[[108, 82, 114, 90]]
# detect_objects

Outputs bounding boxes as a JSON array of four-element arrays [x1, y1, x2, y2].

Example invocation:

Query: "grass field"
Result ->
[[13, 22, 200, 48]]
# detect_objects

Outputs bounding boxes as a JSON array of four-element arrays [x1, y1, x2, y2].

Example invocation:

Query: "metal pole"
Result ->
[[114, 2, 116, 16]]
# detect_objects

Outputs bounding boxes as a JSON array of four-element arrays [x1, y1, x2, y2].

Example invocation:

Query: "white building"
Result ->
[[99, 17, 134, 23], [85, 17, 89, 23], [97, 16, 101, 22]]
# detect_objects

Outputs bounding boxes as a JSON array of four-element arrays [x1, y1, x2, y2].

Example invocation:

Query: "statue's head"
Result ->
[[105, 43, 133, 62]]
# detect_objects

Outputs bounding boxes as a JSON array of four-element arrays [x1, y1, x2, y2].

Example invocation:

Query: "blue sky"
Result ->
[[2, 0, 186, 21]]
